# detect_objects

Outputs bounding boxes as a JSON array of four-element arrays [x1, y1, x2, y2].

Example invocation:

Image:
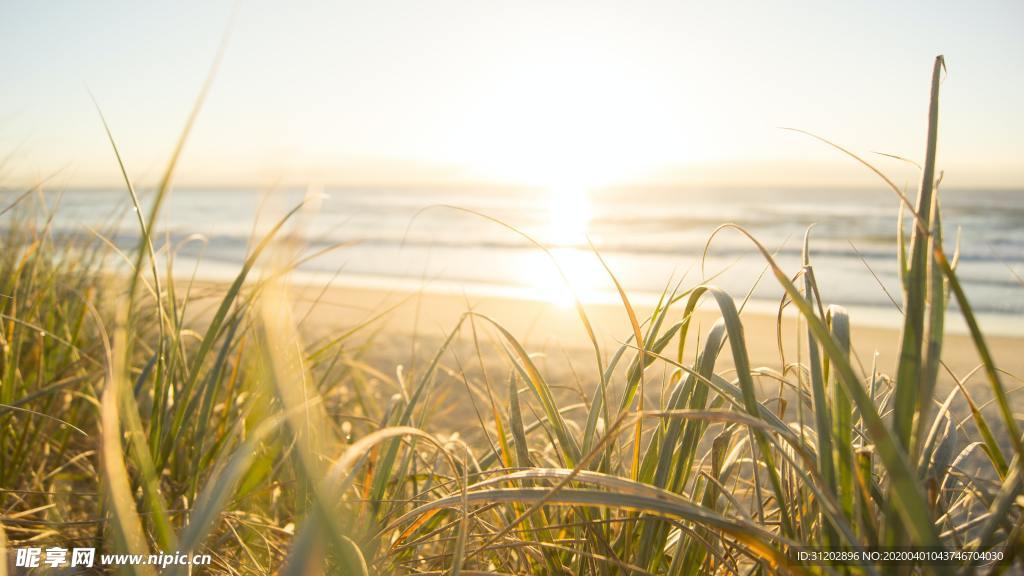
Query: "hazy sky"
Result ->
[[2, 1, 1023, 189]]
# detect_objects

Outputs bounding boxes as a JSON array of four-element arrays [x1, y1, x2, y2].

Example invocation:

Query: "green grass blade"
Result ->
[[706, 224, 944, 552]]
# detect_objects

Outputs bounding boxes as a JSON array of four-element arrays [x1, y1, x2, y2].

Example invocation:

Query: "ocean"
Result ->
[[6, 185, 1023, 334]]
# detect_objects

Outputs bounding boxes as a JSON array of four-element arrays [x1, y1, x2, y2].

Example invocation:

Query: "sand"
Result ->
[[268, 281, 1024, 392], [172, 277, 1024, 443]]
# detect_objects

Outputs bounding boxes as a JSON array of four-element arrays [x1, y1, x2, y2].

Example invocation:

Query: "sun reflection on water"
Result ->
[[545, 183, 590, 247], [524, 183, 605, 307]]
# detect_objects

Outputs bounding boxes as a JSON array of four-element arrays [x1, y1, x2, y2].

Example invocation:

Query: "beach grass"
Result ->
[[1, 55, 1022, 574]]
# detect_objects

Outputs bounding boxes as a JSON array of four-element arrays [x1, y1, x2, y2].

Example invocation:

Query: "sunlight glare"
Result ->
[[523, 181, 605, 308], [545, 181, 590, 247]]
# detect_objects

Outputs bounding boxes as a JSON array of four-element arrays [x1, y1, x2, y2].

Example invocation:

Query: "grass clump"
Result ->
[[1, 55, 1021, 574]]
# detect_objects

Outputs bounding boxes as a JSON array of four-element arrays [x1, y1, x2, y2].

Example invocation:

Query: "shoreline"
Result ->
[[180, 265, 1024, 337], [183, 275, 1024, 393]]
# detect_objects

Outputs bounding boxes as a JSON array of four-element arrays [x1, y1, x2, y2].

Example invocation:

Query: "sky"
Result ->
[[1, 0, 1023, 190]]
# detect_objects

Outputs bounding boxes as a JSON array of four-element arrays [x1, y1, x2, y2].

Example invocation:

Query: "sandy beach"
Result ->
[[200, 279, 1024, 399]]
